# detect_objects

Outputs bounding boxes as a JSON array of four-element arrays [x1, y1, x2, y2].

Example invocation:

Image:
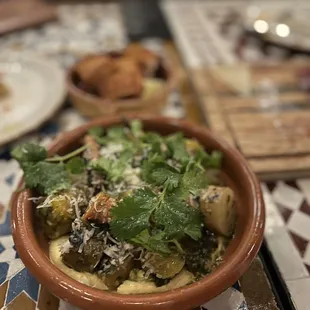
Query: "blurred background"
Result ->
[[1, 0, 310, 309]]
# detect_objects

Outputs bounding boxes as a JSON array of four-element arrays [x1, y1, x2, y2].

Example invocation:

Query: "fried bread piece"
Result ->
[[76, 55, 115, 87], [97, 58, 143, 99], [124, 44, 160, 76]]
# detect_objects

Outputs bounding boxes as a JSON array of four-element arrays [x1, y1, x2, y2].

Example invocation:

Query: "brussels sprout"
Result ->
[[50, 236, 108, 290], [103, 257, 134, 289], [144, 252, 185, 279], [183, 230, 219, 275], [37, 187, 89, 239], [38, 194, 73, 239], [62, 237, 104, 273]]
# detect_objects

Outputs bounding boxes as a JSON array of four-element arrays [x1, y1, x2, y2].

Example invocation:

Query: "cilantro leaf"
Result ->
[[66, 157, 85, 174], [130, 120, 143, 137], [166, 133, 189, 163], [195, 149, 222, 169], [90, 157, 126, 182], [110, 188, 156, 240], [154, 194, 202, 241], [107, 126, 126, 140], [11, 143, 47, 164], [23, 162, 71, 195], [142, 132, 164, 154], [131, 230, 171, 255], [142, 158, 181, 191], [179, 169, 209, 199], [207, 151, 223, 168], [118, 149, 135, 163]]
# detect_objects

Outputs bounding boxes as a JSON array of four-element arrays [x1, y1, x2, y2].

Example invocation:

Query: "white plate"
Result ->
[[0, 53, 66, 146]]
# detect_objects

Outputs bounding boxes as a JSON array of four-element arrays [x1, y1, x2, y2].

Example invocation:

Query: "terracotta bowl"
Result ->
[[67, 54, 175, 118], [11, 115, 265, 310]]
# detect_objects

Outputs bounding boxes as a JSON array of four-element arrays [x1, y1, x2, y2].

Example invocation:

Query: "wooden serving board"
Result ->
[[190, 62, 310, 180]]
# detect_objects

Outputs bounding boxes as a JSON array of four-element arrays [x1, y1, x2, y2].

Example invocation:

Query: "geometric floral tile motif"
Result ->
[[6, 291, 35, 310], [272, 181, 304, 211], [300, 199, 310, 216], [0, 183, 12, 217], [287, 211, 310, 242], [0, 248, 16, 264], [0, 212, 11, 237], [6, 268, 39, 305], [289, 231, 309, 257], [266, 179, 310, 278], [0, 282, 8, 308], [0, 236, 14, 250], [303, 243, 310, 267], [0, 263, 9, 286], [6, 259, 25, 283], [275, 204, 292, 223], [296, 179, 310, 205], [265, 181, 277, 192], [260, 183, 285, 232], [0, 3, 128, 309], [284, 180, 299, 190]]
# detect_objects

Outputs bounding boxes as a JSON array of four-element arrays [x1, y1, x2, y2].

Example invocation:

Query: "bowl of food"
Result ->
[[67, 44, 174, 118], [11, 115, 264, 310]]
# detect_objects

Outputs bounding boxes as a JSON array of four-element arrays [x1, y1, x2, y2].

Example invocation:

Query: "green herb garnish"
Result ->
[[11, 143, 87, 195], [12, 120, 224, 257]]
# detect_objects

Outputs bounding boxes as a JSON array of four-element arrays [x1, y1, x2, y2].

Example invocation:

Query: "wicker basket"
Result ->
[[66, 54, 175, 118]]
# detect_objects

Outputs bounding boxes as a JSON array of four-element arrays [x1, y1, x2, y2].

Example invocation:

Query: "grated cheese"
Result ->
[[123, 167, 143, 187], [61, 239, 73, 254], [100, 143, 124, 159]]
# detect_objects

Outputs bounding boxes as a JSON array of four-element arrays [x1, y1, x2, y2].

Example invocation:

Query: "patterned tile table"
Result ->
[[162, 1, 310, 308], [2, 0, 308, 309], [0, 2, 251, 310], [0, 109, 250, 310]]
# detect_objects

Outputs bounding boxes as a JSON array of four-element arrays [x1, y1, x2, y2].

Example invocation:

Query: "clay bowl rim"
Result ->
[[11, 115, 265, 309], [66, 52, 176, 109]]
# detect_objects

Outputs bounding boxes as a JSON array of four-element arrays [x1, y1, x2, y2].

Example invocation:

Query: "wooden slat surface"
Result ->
[[221, 92, 310, 112], [191, 61, 310, 179], [164, 44, 204, 124]]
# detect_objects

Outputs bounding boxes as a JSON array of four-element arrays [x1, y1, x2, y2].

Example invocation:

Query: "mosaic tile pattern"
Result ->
[[163, 1, 310, 308], [0, 106, 249, 310], [0, 3, 249, 308], [0, 3, 127, 68], [266, 180, 310, 273], [4, 0, 308, 308]]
